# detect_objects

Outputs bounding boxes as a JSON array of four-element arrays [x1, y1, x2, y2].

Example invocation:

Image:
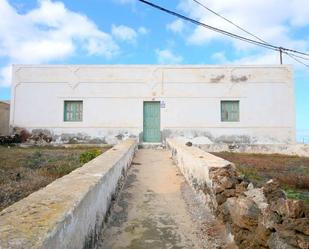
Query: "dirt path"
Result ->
[[99, 149, 233, 249]]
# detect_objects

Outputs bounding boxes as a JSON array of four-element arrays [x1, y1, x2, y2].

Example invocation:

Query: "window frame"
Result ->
[[64, 100, 83, 122], [221, 100, 240, 122]]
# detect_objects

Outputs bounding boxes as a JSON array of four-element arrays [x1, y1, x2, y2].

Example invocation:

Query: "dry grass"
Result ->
[[212, 152, 309, 204], [0, 145, 111, 211]]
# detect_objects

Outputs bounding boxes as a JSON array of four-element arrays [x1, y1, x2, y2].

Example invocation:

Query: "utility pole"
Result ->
[[279, 47, 283, 64]]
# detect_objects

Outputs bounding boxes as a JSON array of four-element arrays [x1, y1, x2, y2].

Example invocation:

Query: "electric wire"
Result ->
[[286, 53, 309, 69], [191, 0, 309, 67], [191, 0, 269, 45], [138, 0, 309, 64], [138, 0, 280, 52]]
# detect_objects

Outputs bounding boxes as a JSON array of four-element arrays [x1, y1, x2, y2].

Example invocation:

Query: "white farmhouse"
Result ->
[[10, 65, 295, 144]]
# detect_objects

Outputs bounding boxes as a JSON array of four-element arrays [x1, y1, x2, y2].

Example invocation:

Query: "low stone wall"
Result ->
[[0, 139, 137, 249], [167, 138, 309, 249]]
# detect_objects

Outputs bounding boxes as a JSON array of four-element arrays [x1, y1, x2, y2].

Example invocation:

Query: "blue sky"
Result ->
[[0, 0, 309, 141]]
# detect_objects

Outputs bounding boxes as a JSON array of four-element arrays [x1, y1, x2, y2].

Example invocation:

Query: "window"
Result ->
[[221, 100, 239, 122], [64, 101, 83, 122]]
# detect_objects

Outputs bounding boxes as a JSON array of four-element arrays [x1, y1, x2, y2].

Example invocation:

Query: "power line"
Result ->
[[138, 0, 309, 61], [191, 0, 309, 67], [286, 53, 309, 69], [284, 52, 309, 61], [138, 0, 309, 68], [191, 0, 269, 45], [138, 0, 280, 52]]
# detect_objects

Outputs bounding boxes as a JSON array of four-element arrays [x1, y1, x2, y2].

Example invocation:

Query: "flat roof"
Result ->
[[12, 64, 292, 69]]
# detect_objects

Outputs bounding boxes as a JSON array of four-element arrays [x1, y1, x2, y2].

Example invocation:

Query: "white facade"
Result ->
[[10, 65, 295, 144]]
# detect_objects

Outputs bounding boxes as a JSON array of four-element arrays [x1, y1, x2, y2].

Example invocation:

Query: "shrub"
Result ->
[[44, 165, 77, 178], [277, 174, 309, 190], [26, 150, 45, 169], [79, 149, 102, 164], [20, 129, 31, 142]]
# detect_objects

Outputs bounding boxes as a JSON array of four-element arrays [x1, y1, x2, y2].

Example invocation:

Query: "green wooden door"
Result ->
[[143, 102, 161, 142]]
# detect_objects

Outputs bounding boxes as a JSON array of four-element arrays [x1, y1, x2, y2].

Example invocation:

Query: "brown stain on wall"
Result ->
[[231, 75, 249, 82], [210, 74, 225, 83]]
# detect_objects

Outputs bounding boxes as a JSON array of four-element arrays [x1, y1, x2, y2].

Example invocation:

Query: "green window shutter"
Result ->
[[64, 101, 83, 122], [221, 100, 239, 122], [72, 102, 77, 121]]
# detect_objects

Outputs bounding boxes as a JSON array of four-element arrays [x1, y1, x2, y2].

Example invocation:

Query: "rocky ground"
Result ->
[[203, 156, 309, 249], [168, 141, 309, 249], [212, 152, 309, 204]]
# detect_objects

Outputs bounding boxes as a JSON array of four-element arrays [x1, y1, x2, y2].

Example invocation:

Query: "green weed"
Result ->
[[79, 149, 102, 164], [283, 187, 309, 205]]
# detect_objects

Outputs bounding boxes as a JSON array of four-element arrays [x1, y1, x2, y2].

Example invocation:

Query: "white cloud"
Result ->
[[231, 52, 279, 65], [111, 25, 148, 43], [112, 0, 137, 12], [211, 50, 309, 74], [0, 66, 12, 88], [138, 26, 149, 35], [156, 49, 183, 64], [112, 25, 138, 43], [178, 0, 309, 54], [0, 0, 120, 87], [212, 52, 228, 64], [167, 19, 185, 33]]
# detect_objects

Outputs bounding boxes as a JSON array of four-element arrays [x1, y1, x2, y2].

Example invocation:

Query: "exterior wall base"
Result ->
[[12, 127, 296, 146]]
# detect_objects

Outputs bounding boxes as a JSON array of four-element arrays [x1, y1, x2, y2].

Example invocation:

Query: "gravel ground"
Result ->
[[181, 182, 238, 249]]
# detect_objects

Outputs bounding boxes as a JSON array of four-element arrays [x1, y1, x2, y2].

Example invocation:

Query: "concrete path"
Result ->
[[99, 149, 232, 249]]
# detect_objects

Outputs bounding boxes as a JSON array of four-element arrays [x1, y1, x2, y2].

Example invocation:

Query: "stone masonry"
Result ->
[[167, 138, 309, 249]]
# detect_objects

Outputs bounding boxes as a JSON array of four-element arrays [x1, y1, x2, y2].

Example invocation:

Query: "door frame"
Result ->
[[143, 101, 161, 142]]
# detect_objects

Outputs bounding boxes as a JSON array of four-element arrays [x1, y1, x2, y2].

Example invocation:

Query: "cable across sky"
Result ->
[[138, 0, 309, 68], [191, 0, 309, 68]]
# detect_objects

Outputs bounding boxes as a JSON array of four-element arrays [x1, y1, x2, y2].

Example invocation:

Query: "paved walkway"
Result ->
[[98, 149, 232, 249]]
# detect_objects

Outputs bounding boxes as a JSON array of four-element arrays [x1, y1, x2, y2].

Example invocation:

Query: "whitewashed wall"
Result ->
[[10, 65, 295, 144]]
